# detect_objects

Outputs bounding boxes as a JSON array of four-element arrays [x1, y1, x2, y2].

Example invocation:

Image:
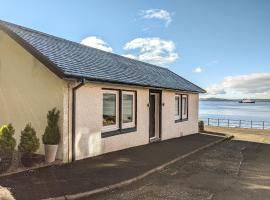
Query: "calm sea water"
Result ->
[[199, 101, 270, 122]]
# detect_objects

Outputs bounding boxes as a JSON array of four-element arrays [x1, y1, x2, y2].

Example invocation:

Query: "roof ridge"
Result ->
[[0, 19, 170, 72], [0, 19, 205, 93]]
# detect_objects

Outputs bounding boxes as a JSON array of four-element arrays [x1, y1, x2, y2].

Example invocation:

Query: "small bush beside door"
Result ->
[[42, 108, 61, 163]]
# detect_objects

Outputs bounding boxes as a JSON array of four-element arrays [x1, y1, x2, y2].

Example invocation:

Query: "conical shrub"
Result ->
[[18, 123, 40, 154], [42, 108, 60, 145], [0, 124, 16, 157]]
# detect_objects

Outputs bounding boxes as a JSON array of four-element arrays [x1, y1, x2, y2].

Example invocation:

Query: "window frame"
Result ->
[[175, 94, 189, 123], [122, 91, 136, 129], [181, 94, 188, 120], [102, 90, 119, 133], [101, 88, 137, 138], [174, 95, 181, 120]]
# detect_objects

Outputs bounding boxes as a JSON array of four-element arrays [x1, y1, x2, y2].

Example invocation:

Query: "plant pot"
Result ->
[[0, 153, 13, 173], [198, 121, 204, 132], [44, 144, 58, 163], [21, 153, 41, 167]]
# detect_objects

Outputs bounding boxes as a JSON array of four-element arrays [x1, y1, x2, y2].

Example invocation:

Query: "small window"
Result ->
[[175, 95, 180, 120], [182, 95, 188, 119], [102, 90, 119, 131], [122, 91, 135, 128]]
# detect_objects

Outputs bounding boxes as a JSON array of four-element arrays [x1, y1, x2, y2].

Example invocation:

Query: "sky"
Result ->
[[0, 0, 269, 99]]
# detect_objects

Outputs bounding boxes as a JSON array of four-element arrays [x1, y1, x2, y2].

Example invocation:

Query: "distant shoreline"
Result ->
[[200, 98, 270, 102]]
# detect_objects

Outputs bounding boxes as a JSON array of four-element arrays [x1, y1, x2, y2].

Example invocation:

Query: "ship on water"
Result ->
[[239, 99, 255, 103]]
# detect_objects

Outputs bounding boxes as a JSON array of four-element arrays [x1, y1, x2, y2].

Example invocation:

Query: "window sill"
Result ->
[[175, 118, 188, 123], [101, 127, 137, 138]]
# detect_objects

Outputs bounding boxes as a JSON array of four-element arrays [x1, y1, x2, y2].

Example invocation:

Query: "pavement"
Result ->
[[205, 126, 270, 144], [0, 133, 222, 200], [88, 139, 270, 200]]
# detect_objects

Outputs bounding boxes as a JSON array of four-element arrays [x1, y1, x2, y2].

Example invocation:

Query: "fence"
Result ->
[[201, 118, 270, 130]]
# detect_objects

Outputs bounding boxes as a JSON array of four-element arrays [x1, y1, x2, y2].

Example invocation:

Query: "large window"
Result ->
[[102, 90, 119, 132], [102, 89, 136, 135], [175, 94, 188, 122], [122, 91, 135, 128]]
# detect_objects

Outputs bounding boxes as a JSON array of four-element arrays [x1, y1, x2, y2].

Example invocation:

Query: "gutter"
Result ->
[[72, 79, 86, 162]]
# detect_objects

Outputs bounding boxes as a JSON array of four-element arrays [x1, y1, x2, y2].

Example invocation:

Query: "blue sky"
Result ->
[[0, 0, 269, 98]]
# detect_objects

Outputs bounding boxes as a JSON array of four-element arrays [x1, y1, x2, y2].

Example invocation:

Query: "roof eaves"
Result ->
[[64, 74, 202, 93]]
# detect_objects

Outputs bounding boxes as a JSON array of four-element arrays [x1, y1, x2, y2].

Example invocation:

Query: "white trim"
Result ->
[[182, 95, 188, 119], [122, 91, 135, 129], [102, 90, 119, 132], [174, 95, 181, 120], [150, 93, 160, 140]]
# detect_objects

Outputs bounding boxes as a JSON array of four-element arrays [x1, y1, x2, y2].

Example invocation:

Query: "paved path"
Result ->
[[205, 126, 270, 144], [0, 134, 221, 200], [88, 139, 270, 200]]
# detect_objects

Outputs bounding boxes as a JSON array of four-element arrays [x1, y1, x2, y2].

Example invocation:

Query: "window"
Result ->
[[182, 95, 188, 120], [175, 95, 180, 120], [175, 94, 188, 122], [122, 91, 135, 128], [102, 90, 119, 132], [102, 89, 137, 136]]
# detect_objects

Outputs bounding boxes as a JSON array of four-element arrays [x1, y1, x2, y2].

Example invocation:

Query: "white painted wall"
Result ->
[[75, 83, 150, 160], [74, 83, 199, 160], [162, 91, 199, 140]]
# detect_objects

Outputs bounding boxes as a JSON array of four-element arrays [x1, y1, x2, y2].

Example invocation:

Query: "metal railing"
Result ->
[[201, 118, 270, 130]]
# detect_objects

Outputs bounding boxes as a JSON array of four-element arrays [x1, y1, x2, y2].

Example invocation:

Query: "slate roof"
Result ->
[[0, 20, 205, 93]]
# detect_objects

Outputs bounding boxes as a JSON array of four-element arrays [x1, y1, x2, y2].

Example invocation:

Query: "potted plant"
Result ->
[[198, 120, 204, 132], [18, 123, 40, 167], [0, 124, 16, 173], [42, 108, 60, 163]]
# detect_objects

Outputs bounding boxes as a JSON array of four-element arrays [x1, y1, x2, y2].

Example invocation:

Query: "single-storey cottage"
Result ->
[[0, 20, 205, 162]]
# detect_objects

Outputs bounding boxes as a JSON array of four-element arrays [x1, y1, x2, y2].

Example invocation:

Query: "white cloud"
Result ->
[[139, 9, 172, 26], [81, 36, 113, 52], [193, 67, 203, 73], [123, 37, 179, 66], [122, 54, 137, 59], [206, 84, 226, 95], [205, 73, 270, 98]]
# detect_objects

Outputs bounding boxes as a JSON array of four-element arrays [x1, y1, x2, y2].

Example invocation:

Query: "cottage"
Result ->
[[0, 20, 205, 162]]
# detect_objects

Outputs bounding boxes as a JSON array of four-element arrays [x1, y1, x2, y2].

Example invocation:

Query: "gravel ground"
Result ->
[[86, 139, 270, 200]]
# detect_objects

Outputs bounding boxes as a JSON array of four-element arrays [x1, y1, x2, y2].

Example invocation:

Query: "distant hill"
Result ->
[[200, 98, 270, 102], [200, 98, 233, 101]]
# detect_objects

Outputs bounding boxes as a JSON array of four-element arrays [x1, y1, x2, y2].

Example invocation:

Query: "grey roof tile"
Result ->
[[0, 20, 205, 93]]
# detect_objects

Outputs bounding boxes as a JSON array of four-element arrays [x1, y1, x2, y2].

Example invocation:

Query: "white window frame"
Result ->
[[102, 90, 119, 132], [182, 94, 188, 120], [174, 95, 181, 120], [122, 91, 135, 129]]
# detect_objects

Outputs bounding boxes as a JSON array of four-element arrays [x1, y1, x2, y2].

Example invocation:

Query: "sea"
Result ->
[[199, 100, 270, 122]]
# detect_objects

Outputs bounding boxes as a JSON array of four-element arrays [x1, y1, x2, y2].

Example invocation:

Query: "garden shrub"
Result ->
[[0, 124, 16, 157], [42, 108, 60, 145], [18, 123, 40, 154]]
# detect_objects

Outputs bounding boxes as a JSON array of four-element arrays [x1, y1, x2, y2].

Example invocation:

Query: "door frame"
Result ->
[[149, 89, 162, 142]]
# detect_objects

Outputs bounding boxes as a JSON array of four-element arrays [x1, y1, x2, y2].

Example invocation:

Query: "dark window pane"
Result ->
[[175, 96, 179, 116], [103, 93, 116, 126], [182, 96, 187, 115], [122, 94, 133, 123]]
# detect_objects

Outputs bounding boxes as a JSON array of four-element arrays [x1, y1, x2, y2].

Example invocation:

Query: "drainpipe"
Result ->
[[72, 79, 85, 162]]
